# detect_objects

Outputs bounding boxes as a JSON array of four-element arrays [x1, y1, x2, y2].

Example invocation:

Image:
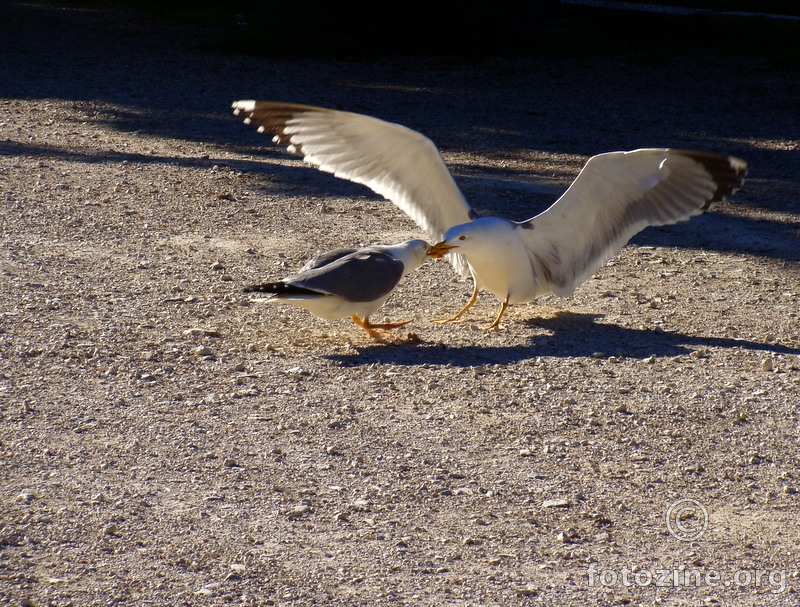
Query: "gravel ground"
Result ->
[[1, 2, 800, 606]]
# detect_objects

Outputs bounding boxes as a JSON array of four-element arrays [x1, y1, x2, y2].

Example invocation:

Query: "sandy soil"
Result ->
[[1, 2, 799, 606]]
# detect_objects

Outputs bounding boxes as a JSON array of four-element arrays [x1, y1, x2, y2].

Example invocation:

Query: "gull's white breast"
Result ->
[[461, 218, 550, 304]]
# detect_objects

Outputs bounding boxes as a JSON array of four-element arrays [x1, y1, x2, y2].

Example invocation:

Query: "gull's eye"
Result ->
[[458, 235, 466, 241]]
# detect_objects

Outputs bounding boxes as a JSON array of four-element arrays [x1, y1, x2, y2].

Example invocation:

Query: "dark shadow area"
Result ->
[[0, 140, 216, 169], [41, 0, 800, 60], [0, 139, 273, 173], [635, 0, 799, 11], [217, 2, 561, 58], [328, 311, 800, 367]]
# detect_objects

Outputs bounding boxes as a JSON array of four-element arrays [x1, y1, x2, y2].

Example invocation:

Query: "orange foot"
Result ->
[[351, 315, 413, 339]]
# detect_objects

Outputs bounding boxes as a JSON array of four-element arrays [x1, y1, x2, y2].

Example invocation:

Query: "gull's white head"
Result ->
[[385, 239, 431, 274], [428, 217, 515, 259]]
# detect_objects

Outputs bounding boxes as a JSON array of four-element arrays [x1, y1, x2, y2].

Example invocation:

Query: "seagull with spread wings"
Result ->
[[232, 100, 746, 329]]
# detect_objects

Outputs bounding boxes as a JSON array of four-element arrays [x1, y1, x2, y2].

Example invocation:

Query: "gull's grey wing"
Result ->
[[518, 149, 747, 296], [232, 100, 473, 275], [299, 248, 359, 272], [287, 249, 406, 303]]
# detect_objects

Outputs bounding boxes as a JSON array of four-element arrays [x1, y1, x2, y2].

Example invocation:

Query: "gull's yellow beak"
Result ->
[[427, 242, 458, 259]]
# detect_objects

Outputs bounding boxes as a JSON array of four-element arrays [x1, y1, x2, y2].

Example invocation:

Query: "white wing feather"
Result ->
[[233, 100, 473, 275], [518, 148, 746, 296]]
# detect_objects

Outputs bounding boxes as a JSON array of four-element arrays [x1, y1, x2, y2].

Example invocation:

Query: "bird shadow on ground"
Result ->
[[328, 311, 800, 367]]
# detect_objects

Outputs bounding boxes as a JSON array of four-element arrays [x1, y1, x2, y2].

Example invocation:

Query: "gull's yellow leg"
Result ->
[[482, 295, 510, 330], [351, 315, 411, 338], [433, 282, 479, 324], [351, 314, 383, 338], [367, 319, 413, 330]]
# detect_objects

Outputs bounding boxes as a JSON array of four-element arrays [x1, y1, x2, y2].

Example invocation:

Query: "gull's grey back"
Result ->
[[290, 247, 405, 302]]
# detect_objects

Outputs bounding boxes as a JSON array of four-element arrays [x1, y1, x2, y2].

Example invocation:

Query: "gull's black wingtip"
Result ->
[[678, 150, 747, 208], [243, 281, 317, 296]]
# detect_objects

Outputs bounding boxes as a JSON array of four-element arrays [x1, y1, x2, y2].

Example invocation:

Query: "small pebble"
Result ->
[[349, 499, 370, 512], [192, 345, 213, 357], [183, 328, 221, 338], [761, 358, 774, 372], [284, 366, 310, 377], [542, 498, 570, 508], [286, 505, 311, 519]]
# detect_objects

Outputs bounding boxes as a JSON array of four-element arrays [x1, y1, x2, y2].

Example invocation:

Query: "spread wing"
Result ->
[[232, 100, 473, 275], [518, 149, 747, 296]]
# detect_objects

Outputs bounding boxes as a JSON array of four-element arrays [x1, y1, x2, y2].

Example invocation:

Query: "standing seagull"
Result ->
[[244, 239, 430, 338], [232, 101, 746, 329]]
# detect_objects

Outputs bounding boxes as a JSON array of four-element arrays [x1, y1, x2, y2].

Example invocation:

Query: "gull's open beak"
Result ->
[[427, 242, 458, 259]]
